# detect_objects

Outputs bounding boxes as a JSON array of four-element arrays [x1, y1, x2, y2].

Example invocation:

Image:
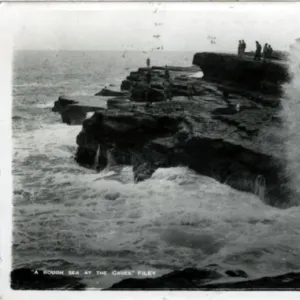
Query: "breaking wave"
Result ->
[[12, 50, 300, 288], [281, 40, 300, 199]]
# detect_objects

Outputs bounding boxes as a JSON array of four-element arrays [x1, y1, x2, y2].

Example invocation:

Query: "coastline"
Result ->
[[11, 50, 298, 290]]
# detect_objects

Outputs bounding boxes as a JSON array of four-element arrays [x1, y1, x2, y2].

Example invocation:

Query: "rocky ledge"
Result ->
[[107, 267, 300, 290], [71, 52, 292, 207], [193, 52, 289, 96], [10, 267, 300, 290]]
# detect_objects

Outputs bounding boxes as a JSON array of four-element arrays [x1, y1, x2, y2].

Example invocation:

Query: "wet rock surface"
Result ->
[[74, 53, 292, 206], [47, 52, 299, 290], [53, 52, 292, 204], [11, 267, 300, 290], [107, 267, 300, 290]]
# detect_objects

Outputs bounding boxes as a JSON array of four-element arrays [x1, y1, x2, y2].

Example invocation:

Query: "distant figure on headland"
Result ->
[[242, 40, 246, 55], [238, 40, 242, 56], [267, 44, 273, 59], [263, 43, 269, 60], [254, 41, 262, 60], [163, 79, 172, 102], [146, 57, 151, 68], [165, 65, 170, 80]]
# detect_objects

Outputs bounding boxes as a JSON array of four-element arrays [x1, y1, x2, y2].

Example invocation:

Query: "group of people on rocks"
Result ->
[[238, 40, 273, 61], [254, 41, 273, 60], [238, 40, 247, 56]]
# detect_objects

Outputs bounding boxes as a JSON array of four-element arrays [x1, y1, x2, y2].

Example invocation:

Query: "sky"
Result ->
[[9, 2, 300, 52]]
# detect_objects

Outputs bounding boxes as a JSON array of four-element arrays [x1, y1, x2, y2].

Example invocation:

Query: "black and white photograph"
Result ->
[[3, 1, 300, 293]]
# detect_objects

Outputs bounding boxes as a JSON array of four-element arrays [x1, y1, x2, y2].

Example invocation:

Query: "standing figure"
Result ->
[[241, 40, 246, 56], [267, 45, 273, 59], [254, 41, 262, 61], [263, 43, 268, 59], [146, 57, 151, 68], [163, 80, 172, 102], [238, 40, 242, 56], [165, 65, 170, 80]]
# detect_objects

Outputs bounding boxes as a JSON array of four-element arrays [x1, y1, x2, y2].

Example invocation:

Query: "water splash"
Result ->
[[107, 149, 116, 168], [281, 39, 300, 199], [254, 175, 266, 203], [94, 144, 101, 170]]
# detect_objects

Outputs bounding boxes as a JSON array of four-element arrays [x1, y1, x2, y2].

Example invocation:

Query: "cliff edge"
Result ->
[[72, 52, 291, 207], [192, 52, 289, 96]]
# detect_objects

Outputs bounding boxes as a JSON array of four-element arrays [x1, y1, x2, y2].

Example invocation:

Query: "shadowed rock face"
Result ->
[[192, 52, 290, 96], [94, 88, 128, 97], [75, 97, 290, 207], [70, 52, 293, 206], [52, 95, 107, 125], [107, 267, 300, 290]]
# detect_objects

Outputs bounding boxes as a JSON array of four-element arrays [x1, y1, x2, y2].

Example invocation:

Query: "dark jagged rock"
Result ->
[[53, 95, 107, 125], [120, 65, 203, 101], [202, 272, 300, 289], [11, 268, 86, 290], [75, 94, 291, 207], [52, 96, 77, 112], [95, 88, 128, 97], [130, 82, 165, 102], [121, 79, 132, 91], [106, 267, 300, 290], [56, 52, 292, 206], [245, 50, 289, 61], [192, 52, 289, 96], [107, 268, 223, 290]]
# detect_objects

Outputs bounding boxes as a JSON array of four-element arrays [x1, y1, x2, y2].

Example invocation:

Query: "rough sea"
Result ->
[[12, 50, 300, 288]]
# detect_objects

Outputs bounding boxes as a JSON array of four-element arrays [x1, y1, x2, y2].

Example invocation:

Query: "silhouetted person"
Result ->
[[242, 40, 246, 55], [165, 65, 170, 80], [254, 41, 262, 60], [263, 43, 268, 59], [163, 80, 172, 102], [238, 40, 242, 56], [267, 45, 273, 59], [146, 57, 151, 68]]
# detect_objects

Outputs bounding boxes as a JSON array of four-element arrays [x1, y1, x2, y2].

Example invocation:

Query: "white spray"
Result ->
[[94, 144, 101, 170], [281, 39, 300, 199], [106, 148, 116, 168]]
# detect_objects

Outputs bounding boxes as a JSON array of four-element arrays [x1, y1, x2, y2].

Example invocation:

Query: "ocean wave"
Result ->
[[35, 102, 56, 109], [13, 159, 300, 283], [281, 40, 300, 200], [12, 50, 300, 288]]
